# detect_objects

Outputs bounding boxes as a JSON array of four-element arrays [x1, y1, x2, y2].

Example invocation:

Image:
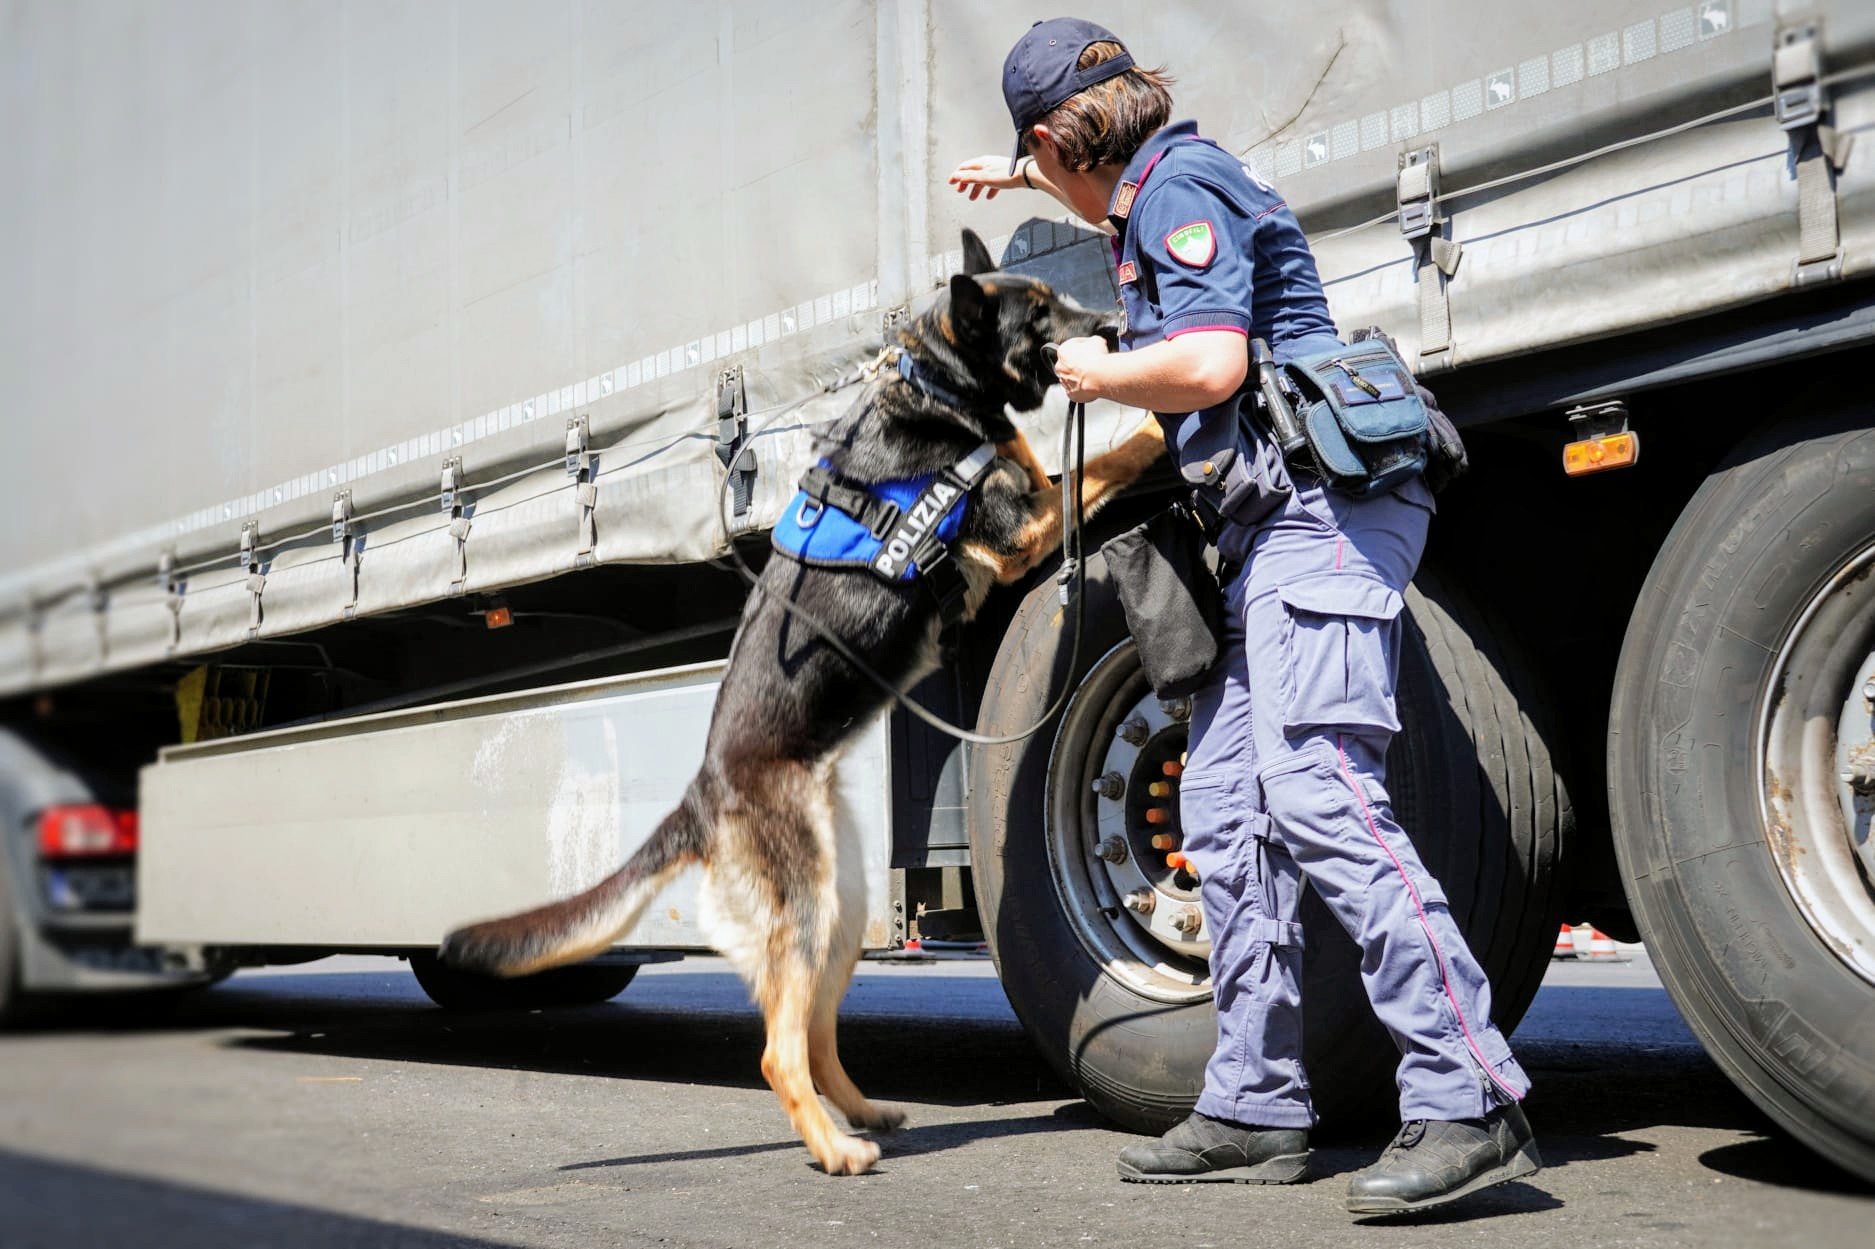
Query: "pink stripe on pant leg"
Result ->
[[1334, 733, 1523, 1103]]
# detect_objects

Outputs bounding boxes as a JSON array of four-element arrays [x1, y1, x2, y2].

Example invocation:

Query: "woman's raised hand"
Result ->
[[948, 154, 1026, 201]]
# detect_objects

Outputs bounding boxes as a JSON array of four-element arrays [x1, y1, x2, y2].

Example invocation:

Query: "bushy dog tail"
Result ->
[[439, 795, 707, 978]]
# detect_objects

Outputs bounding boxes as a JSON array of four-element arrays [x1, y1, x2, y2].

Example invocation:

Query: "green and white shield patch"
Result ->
[[1164, 220, 1217, 267]]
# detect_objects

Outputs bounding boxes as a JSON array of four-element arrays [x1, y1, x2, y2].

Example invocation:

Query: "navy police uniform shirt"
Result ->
[[1108, 119, 1345, 501]]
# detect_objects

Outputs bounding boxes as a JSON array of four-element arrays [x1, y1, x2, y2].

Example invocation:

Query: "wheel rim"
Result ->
[[1758, 539, 1875, 986], [1043, 639, 1212, 1004]]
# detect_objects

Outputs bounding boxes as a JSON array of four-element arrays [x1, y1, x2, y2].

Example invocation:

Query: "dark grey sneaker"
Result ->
[[1345, 1102, 1542, 1215], [1117, 1111, 1311, 1184]]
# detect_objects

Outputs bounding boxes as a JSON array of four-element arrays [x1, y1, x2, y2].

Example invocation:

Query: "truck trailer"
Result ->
[[2, 0, 1872, 1181]]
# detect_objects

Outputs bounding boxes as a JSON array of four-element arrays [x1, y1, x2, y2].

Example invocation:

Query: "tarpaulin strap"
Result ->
[[344, 537, 363, 619], [332, 493, 361, 619], [1775, 22, 1851, 285], [576, 480, 598, 564], [239, 521, 264, 639], [1398, 145, 1462, 363], [87, 578, 108, 665], [24, 600, 44, 679], [159, 552, 183, 651], [448, 514, 472, 594], [1412, 235, 1464, 359], [1793, 125, 1852, 282], [716, 367, 756, 526], [567, 416, 598, 568]]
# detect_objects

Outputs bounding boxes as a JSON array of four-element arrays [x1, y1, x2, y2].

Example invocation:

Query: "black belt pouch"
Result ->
[[1101, 503, 1223, 700]]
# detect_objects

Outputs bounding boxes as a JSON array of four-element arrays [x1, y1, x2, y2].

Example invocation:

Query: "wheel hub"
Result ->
[[1759, 543, 1875, 986], [1091, 694, 1208, 960], [1044, 641, 1211, 1004]]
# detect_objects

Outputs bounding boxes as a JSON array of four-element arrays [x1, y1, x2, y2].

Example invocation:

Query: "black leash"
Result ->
[[713, 346, 1088, 747]]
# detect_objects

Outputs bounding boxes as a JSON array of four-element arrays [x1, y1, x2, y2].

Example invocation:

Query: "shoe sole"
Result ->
[[1119, 1153, 1312, 1185], [1344, 1142, 1543, 1215]]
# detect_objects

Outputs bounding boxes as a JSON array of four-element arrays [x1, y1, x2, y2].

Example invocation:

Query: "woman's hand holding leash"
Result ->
[[1050, 335, 1111, 403]]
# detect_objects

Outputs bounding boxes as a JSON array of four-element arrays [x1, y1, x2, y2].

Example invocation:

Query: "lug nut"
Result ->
[[1096, 836, 1129, 864], [1124, 890, 1156, 916], [1148, 780, 1172, 798], [1145, 807, 1172, 825], [1150, 833, 1175, 850], [1170, 907, 1203, 936], [1091, 771, 1125, 800], [1118, 715, 1149, 746], [1162, 760, 1184, 777], [1161, 697, 1191, 722]]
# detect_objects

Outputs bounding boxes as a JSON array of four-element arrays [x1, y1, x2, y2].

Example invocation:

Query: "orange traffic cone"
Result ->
[[1552, 923, 1576, 959], [1583, 927, 1621, 961]]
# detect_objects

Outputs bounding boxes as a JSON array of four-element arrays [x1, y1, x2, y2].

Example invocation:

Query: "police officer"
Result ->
[[949, 19, 1542, 1215]]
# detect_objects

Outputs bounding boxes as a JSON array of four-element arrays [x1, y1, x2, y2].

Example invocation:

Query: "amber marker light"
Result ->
[[1563, 430, 1640, 476]]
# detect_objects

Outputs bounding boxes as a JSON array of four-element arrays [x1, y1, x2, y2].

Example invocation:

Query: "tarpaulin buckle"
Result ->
[[1775, 22, 1849, 285], [716, 367, 756, 524], [565, 413, 591, 478], [439, 457, 463, 514], [568, 414, 598, 568], [1774, 22, 1823, 131], [158, 550, 183, 651], [238, 521, 264, 639], [332, 491, 361, 619], [1398, 145, 1462, 364]]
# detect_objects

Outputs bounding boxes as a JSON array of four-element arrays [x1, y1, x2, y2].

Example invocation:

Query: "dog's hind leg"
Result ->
[[711, 764, 881, 1176], [759, 948, 882, 1176], [809, 960, 904, 1134], [807, 793, 904, 1133]]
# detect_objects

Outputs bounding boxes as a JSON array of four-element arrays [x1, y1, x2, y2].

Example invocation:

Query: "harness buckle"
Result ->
[[863, 499, 901, 539]]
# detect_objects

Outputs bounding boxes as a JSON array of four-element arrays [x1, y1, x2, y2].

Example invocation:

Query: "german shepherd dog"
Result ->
[[441, 230, 1166, 1176]]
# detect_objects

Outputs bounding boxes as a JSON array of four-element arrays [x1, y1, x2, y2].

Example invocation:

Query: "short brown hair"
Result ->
[[1024, 42, 1174, 172]]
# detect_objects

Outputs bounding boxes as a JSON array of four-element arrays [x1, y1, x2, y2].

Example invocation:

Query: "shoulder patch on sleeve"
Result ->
[[1164, 220, 1217, 268]]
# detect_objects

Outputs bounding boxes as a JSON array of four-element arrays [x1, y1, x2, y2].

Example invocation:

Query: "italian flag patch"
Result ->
[[1164, 221, 1217, 267]]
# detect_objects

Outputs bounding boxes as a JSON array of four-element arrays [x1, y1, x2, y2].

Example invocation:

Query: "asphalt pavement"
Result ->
[[0, 947, 1869, 1249]]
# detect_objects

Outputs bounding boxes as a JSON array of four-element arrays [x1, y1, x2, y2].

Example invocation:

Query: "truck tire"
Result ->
[[408, 953, 637, 1012], [0, 845, 33, 1027], [968, 554, 1570, 1132], [1609, 410, 1875, 1183]]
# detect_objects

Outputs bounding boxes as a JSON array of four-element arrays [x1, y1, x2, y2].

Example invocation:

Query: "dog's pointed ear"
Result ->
[[960, 229, 997, 277], [948, 272, 989, 327]]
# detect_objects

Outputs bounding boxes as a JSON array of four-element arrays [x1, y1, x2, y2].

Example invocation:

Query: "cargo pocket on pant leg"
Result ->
[[1275, 573, 1404, 737]]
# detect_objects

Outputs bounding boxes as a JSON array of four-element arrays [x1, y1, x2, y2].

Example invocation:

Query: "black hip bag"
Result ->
[[1101, 502, 1223, 700]]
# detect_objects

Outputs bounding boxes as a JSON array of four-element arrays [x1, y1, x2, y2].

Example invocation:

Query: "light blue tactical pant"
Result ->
[[1182, 477, 1530, 1128]]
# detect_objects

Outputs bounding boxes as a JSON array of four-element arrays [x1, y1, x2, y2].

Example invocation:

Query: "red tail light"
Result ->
[[37, 805, 138, 858]]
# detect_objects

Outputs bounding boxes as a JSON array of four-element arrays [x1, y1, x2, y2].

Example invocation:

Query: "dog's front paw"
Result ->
[[817, 1134, 882, 1177]]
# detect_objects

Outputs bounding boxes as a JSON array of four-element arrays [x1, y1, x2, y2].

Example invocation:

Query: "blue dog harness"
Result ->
[[772, 441, 998, 583], [770, 349, 1004, 639]]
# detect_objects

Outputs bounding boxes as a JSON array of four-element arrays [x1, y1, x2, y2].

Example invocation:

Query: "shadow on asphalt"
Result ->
[[211, 971, 1073, 1111], [0, 1147, 523, 1249], [560, 1102, 1108, 1173], [1345, 1180, 1567, 1226], [7, 967, 1849, 1196], [1699, 1136, 1874, 1194]]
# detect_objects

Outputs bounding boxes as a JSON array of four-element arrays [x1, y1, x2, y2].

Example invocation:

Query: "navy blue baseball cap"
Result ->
[[1002, 18, 1136, 172]]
